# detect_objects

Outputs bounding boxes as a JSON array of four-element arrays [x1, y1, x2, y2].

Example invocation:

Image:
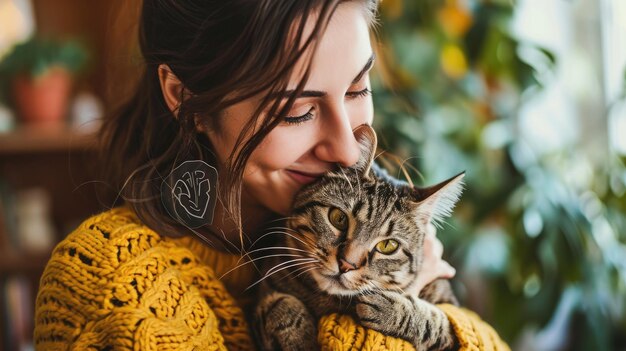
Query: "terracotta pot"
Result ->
[[12, 67, 72, 125]]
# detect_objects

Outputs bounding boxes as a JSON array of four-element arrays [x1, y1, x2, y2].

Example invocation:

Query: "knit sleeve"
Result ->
[[318, 314, 415, 351], [33, 208, 254, 351], [438, 304, 511, 351], [317, 305, 510, 351]]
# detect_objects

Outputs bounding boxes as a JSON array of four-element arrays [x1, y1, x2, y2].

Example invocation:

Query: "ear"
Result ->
[[411, 172, 465, 227], [158, 64, 184, 118], [352, 124, 377, 178]]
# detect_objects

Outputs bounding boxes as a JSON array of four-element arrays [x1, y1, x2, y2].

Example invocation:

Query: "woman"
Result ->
[[34, 0, 510, 350]]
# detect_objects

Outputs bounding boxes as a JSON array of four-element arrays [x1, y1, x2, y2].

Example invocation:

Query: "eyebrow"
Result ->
[[275, 53, 376, 99]]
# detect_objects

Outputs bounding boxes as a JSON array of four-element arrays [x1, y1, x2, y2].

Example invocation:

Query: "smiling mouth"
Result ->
[[285, 170, 324, 185]]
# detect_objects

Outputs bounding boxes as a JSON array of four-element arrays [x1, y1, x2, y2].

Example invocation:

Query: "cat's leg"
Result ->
[[419, 279, 459, 306], [356, 291, 459, 350], [254, 291, 318, 351]]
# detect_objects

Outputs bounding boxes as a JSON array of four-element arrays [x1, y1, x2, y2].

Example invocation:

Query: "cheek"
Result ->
[[206, 127, 237, 166], [206, 101, 256, 166], [247, 126, 316, 171]]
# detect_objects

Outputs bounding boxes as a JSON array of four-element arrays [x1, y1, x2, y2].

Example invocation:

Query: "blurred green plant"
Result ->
[[372, 0, 626, 349], [0, 37, 87, 104]]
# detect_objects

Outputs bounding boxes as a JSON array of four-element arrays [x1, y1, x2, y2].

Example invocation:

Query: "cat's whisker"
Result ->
[[283, 263, 314, 278], [339, 167, 354, 192], [246, 231, 282, 251], [246, 260, 318, 291], [269, 228, 317, 249], [187, 228, 215, 249], [235, 246, 311, 265], [290, 265, 326, 294], [265, 258, 318, 277], [361, 280, 383, 295], [433, 219, 457, 231], [265, 226, 313, 239], [265, 225, 301, 233], [266, 216, 297, 224], [249, 229, 314, 251], [216, 227, 249, 255], [250, 227, 307, 248], [247, 229, 290, 249], [265, 226, 310, 238], [218, 254, 305, 280], [293, 266, 318, 280], [284, 264, 318, 281], [266, 225, 314, 237]]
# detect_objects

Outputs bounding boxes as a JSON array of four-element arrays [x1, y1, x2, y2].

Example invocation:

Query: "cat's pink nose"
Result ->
[[338, 258, 358, 273]]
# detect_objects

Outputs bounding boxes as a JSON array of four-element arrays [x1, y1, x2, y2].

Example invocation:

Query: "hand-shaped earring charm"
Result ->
[[161, 160, 218, 229]]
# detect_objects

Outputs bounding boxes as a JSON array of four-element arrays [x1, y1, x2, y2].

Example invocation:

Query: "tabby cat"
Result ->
[[253, 126, 464, 351]]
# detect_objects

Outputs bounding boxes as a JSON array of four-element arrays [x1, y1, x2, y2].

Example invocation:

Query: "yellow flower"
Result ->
[[438, 0, 473, 38], [440, 44, 468, 79]]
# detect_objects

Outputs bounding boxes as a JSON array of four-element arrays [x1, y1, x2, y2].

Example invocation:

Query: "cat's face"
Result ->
[[286, 126, 464, 296], [288, 174, 425, 295]]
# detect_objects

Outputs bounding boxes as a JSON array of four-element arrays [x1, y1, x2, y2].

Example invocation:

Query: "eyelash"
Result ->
[[284, 87, 372, 125], [346, 87, 372, 99]]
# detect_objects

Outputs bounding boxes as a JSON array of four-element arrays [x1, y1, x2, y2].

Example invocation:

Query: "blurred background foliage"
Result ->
[[371, 0, 626, 350]]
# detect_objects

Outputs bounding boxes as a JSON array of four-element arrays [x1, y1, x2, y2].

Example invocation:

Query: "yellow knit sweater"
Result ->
[[34, 207, 510, 351]]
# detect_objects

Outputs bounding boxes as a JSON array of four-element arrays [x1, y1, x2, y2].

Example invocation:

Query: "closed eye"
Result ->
[[346, 87, 371, 99], [283, 86, 370, 125], [284, 107, 314, 125]]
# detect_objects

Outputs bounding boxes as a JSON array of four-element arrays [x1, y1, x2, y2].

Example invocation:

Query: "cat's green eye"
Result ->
[[328, 207, 348, 231], [375, 239, 399, 255]]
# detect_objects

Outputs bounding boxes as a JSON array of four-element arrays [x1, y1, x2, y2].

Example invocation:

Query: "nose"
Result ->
[[314, 108, 363, 167], [338, 257, 360, 273]]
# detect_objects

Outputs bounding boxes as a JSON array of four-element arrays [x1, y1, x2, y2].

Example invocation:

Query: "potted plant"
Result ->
[[0, 37, 87, 126]]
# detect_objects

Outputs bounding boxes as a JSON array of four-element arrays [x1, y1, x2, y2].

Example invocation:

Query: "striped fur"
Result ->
[[254, 126, 464, 350]]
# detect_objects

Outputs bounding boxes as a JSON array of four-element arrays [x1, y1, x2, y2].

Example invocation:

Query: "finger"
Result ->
[[432, 237, 444, 258], [439, 260, 456, 279]]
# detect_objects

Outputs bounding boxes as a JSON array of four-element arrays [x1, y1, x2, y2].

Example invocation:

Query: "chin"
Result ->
[[310, 270, 362, 297], [273, 197, 296, 216], [268, 186, 302, 216], [244, 184, 294, 216]]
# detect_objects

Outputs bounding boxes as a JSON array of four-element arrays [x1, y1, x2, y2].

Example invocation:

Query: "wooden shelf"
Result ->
[[0, 125, 99, 154]]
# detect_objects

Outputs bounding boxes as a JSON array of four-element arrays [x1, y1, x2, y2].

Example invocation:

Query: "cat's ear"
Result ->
[[411, 172, 465, 227], [352, 124, 377, 178]]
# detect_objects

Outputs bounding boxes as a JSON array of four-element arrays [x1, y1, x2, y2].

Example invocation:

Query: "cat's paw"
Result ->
[[356, 292, 456, 350], [255, 292, 318, 351], [355, 291, 402, 335]]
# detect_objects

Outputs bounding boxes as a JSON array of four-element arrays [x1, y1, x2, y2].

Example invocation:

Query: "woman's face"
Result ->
[[207, 2, 374, 216]]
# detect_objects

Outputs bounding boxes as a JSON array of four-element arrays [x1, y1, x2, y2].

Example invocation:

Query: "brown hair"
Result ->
[[99, 0, 379, 243]]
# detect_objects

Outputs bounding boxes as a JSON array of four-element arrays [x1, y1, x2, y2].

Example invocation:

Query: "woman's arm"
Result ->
[[33, 209, 254, 351]]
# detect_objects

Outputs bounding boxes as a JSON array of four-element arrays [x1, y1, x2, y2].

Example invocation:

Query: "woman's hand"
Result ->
[[412, 223, 456, 295]]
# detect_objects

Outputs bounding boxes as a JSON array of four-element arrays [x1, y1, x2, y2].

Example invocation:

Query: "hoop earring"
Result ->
[[161, 160, 218, 229]]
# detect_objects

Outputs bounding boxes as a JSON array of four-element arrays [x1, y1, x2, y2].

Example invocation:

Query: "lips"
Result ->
[[285, 169, 324, 185]]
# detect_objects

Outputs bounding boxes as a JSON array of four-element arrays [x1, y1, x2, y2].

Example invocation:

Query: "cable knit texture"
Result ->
[[438, 305, 511, 351], [34, 206, 509, 350]]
